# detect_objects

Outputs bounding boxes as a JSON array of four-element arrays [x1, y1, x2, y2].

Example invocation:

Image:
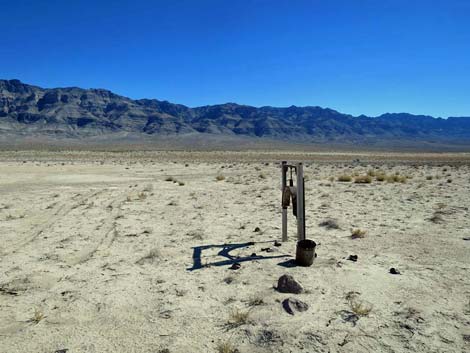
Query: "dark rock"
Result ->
[[347, 255, 358, 262], [274, 240, 282, 247], [277, 274, 303, 294], [338, 310, 359, 326], [282, 297, 309, 315], [229, 263, 241, 270], [389, 267, 401, 275], [254, 227, 261, 232], [55, 350, 68, 353]]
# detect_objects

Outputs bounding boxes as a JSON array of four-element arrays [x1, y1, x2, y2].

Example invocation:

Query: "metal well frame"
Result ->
[[281, 161, 305, 242]]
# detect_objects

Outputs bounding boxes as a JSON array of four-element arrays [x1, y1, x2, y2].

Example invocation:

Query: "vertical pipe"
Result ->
[[296, 163, 305, 241], [281, 161, 288, 242]]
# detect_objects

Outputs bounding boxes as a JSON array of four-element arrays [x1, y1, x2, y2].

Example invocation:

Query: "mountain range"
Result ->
[[1, 79, 470, 149]]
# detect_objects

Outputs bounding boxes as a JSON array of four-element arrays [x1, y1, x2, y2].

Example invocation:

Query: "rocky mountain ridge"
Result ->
[[1, 79, 469, 145]]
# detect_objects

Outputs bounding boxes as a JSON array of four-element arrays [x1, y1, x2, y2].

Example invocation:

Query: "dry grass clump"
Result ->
[[337, 175, 352, 182], [319, 219, 340, 230], [247, 295, 265, 307], [351, 229, 366, 239], [216, 175, 226, 181], [136, 248, 160, 265], [29, 308, 45, 324], [429, 212, 445, 224], [217, 341, 239, 353], [354, 175, 372, 184], [228, 308, 250, 327], [138, 191, 147, 200], [349, 299, 373, 316], [386, 174, 407, 183]]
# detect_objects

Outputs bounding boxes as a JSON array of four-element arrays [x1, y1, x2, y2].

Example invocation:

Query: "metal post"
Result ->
[[281, 161, 288, 242], [296, 163, 305, 241]]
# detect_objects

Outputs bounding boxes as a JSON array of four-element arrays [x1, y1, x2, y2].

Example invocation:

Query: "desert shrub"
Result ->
[[386, 175, 407, 183], [217, 341, 239, 353], [354, 175, 372, 184], [349, 299, 373, 316], [375, 173, 386, 182], [337, 175, 352, 182], [351, 229, 366, 239]]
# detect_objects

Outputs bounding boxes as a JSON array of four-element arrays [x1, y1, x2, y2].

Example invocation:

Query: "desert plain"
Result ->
[[0, 150, 469, 353]]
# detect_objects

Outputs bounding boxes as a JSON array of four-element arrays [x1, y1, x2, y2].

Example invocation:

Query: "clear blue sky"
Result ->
[[1, 0, 469, 117]]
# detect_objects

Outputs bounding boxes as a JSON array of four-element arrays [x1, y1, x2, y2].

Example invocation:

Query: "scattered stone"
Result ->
[[338, 310, 359, 326], [282, 297, 309, 315], [254, 227, 261, 232], [277, 274, 303, 294], [274, 240, 282, 247], [229, 263, 241, 270], [390, 267, 401, 275], [463, 237, 470, 241], [347, 255, 358, 262], [261, 247, 274, 253]]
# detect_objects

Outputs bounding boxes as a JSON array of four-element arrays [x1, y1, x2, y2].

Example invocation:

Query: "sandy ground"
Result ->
[[0, 151, 469, 353]]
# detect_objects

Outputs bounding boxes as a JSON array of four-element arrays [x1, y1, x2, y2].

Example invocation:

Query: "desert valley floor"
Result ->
[[0, 151, 469, 353]]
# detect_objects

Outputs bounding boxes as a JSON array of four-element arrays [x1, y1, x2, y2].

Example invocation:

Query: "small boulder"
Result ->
[[347, 255, 358, 262], [229, 263, 241, 270], [282, 297, 309, 315], [277, 274, 303, 294], [389, 267, 401, 275]]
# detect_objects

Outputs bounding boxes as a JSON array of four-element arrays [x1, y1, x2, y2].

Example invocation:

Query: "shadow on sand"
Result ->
[[187, 241, 291, 271]]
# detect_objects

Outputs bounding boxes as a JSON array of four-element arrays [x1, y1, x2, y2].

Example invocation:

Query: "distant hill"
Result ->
[[1, 79, 470, 149]]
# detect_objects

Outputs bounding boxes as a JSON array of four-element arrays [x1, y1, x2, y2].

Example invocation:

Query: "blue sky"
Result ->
[[1, 0, 469, 117]]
